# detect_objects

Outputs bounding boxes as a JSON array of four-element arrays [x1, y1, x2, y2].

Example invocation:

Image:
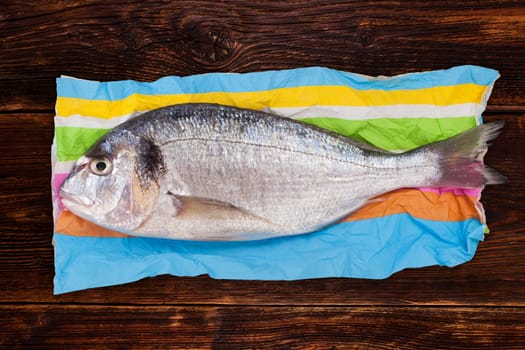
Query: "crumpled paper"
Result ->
[[52, 65, 499, 294]]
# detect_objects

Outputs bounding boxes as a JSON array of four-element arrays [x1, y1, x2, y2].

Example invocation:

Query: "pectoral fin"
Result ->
[[167, 191, 270, 224], [134, 192, 276, 240]]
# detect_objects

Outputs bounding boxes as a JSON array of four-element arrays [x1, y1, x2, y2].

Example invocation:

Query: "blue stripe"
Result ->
[[56, 65, 499, 101], [53, 215, 484, 294]]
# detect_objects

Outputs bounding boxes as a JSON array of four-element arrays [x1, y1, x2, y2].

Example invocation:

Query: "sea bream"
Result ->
[[59, 103, 505, 240]]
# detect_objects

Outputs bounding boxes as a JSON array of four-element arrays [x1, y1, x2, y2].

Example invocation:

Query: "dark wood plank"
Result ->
[[2, 2, 525, 348], [1, 0, 525, 111], [0, 114, 53, 177], [1, 305, 525, 349], [0, 112, 523, 305]]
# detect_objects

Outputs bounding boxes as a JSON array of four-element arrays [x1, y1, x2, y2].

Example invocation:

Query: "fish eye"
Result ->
[[89, 157, 113, 176]]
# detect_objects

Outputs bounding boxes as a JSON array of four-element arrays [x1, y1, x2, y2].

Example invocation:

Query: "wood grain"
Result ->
[[2, 1, 525, 347], [1, 305, 525, 349], [1, 1, 525, 111]]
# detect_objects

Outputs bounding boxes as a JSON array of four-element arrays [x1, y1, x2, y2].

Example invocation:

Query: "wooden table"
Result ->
[[1, 1, 524, 348]]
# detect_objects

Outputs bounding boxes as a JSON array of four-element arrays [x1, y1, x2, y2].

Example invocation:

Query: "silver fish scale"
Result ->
[[59, 104, 504, 240], [126, 104, 433, 237], [129, 104, 370, 165]]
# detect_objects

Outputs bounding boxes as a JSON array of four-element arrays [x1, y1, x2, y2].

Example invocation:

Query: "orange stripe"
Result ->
[[55, 210, 130, 238], [55, 189, 482, 238], [342, 189, 482, 223]]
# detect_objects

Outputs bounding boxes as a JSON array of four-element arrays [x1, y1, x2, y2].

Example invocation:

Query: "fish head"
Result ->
[[59, 133, 162, 233]]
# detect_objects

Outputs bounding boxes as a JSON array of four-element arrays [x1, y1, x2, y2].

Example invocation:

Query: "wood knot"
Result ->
[[177, 16, 239, 68], [358, 28, 375, 47]]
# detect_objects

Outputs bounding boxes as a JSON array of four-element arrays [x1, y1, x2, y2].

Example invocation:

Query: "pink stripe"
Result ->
[[52, 173, 69, 211], [417, 187, 481, 197]]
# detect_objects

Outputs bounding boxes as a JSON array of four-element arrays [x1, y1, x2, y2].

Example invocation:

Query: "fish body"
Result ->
[[60, 103, 505, 240]]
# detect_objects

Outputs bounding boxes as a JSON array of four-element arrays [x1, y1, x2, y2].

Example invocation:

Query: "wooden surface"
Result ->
[[1, 1, 524, 348]]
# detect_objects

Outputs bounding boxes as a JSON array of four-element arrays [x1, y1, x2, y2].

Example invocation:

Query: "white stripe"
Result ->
[[53, 160, 77, 174], [264, 103, 482, 120], [54, 112, 143, 129], [55, 103, 482, 129]]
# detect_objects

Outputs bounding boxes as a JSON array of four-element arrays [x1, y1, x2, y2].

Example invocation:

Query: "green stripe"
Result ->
[[55, 127, 109, 161], [298, 116, 478, 151], [55, 117, 478, 161]]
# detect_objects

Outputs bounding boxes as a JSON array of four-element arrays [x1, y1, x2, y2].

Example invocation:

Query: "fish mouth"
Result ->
[[59, 189, 95, 208]]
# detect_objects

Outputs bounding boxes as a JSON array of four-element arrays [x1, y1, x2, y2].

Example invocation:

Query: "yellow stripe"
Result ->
[[56, 84, 489, 119]]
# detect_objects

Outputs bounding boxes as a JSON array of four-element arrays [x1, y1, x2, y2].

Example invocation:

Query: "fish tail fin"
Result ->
[[428, 121, 507, 188]]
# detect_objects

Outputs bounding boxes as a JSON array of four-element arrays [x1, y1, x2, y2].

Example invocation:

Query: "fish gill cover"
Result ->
[[51, 65, 499, 294]]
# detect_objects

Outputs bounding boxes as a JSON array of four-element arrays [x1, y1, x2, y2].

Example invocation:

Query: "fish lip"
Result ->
[[59, 189, 95, 208]]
